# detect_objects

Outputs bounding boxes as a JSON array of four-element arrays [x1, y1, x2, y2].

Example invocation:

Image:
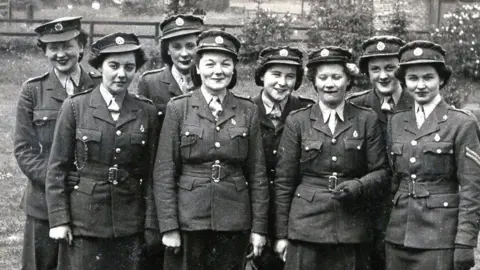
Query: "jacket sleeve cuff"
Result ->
[[251, 222, 268, 235], [48, 209, 71, 228], [159, 219, 179, 234], [455, 231, 478, 247], [145, 216, 159, 230]]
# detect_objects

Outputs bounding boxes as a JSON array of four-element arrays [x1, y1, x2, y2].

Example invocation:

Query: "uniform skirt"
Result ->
[[385, 242, 454, 270]]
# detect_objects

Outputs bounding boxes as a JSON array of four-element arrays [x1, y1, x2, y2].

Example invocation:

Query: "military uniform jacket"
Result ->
[[386, 100, 480, 248], [137, 66, 185, 127], [154, 89, 269, 234], [252, 91, 314, 237], [274, 102, 389, 243], [14, 68, 101, 220], [46, 86, 159, 238]]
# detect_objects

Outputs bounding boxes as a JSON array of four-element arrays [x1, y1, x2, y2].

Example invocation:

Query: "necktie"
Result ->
[[209, 96, 223, 121], [416, 105, 425, 129], [108, 96, 120, 121], [381, 96, 395, 113], [65, 77, 75, 96], [179, 75, 193, 93], [328, 110, 337, 134], [269, 103, 282, 127]]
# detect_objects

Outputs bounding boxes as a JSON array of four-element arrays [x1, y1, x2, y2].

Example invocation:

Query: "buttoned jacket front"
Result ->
[[274, 102, 389, 243], [14, 68, 101, 220], [46, 86, 159, 238], [386, 101, 480, 248], [154, 89, 269, 235]]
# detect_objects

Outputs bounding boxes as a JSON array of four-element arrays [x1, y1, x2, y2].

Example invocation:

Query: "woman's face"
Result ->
[[196, 51, 235, 93], [45, 38, 83, 74], [367, 56, 400, 96], [167, 34, 197, 74], [314, 63, 350, 108], [262, 64, 297, 102], [99, 52, 137, 95], [405, 65, 443, 105]]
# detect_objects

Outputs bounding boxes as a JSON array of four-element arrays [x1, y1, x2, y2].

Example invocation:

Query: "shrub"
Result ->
[[120, 0, 165, 16]]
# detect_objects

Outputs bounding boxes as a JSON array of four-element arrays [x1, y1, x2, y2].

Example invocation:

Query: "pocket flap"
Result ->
[[229, 127, 249, 139], [423, 142, 454, 155], [181, 125, 203, 138], [33, 109, 58, 122], [294, 185, 316, 202], [76, 178, 96, 195], [131, 132, 147, 146], [232, 176, 248, 191], [426, 193, 459, 208], [344, 139, 363, 150], [76, 129, 102, 142], [302, 140, 323, 151], [391, 143, 403, 155], [177, 176, 195, 191]]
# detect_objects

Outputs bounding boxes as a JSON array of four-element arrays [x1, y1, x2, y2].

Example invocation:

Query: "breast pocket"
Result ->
[[75, 129, 102, 166], [300, 140, 322, 164], [180, 125, 203, 159], [422, 142, 454, 175], [390, 143, 404, 171], [130, 132, 148, 157], [344, 138, 365, 171], [229, 127, 249, 159], [33, 109, 59, 145]]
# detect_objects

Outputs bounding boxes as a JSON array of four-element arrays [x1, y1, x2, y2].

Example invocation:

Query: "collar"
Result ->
[[375, 83, 403, 105], [201, 86, 226, 104], [261, 90, 288, 115], [99, 84, 126, 108], [318, 100, 345, 123], [415, 94, 442, 118], [171, 66, 192, 91], [54, 64, 81, 88]]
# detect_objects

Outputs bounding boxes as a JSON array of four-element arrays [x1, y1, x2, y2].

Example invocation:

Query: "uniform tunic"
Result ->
[[45, 86, 159, 269], [274, 102, 389, 269], [154, 89, 269, 269], [14, 68, 101, 270], [385, 100, 480, 269]]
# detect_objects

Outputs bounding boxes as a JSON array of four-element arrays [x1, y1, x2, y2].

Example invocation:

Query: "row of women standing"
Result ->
[[13, 14, 480, 270]]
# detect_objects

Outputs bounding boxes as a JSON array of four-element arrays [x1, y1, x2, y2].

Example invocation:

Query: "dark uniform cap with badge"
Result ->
[[358, 35, 405, 74], [196, 30, 242, 58], [34, 16, 83, 43], [398, 40, 446, 66], [91, 32, 141, 54], [307, 46, 353, 67], [160, 14, 204, 40], [255, 46, 304, 89]]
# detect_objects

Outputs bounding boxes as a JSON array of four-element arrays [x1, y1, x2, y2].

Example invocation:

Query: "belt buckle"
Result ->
[[328, 175, 337, 192], [108, 165, 118, 185], [212, 164, 221, 183]]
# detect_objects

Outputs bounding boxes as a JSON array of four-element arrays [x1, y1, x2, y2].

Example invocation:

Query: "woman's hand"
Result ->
[[247, 232, 266, 258], [49, 225, 73, 245], [274, 238, 288, 262], [162, 230, 181, 254]]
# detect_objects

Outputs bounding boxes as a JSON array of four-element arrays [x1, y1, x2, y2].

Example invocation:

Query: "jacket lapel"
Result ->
[[333, 103, 353, 138], [78, 68, 96, 92], [163, 68, 183, 97], [366, 89, 387, 123], [416, 101, 448, 139], [396, 89, 414, 112], [44, 70, 68, 102], [253, 92, 275, 130], [191, 90, 216, 123], [90, 86, 115, 125], [311, 104, 332, 137], [216, 92, 236, 126], [116, 93, 139, 128], [404, 108, 418, 135]]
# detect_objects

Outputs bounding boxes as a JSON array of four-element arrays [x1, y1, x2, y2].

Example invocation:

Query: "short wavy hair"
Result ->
[[190, 50, 238, 90], [306, 62, 357, 92]]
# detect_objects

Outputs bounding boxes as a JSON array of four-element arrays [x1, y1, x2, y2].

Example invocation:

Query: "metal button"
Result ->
[[297, 193, 300, 197], [116, 148, 121, 153], [185, 131, 190, 136], [113, 180, 118, 185], [270, 181, 273, 184], [305, 146, 309, 150], [158, 111, 162, 116], [357, 146, 361, 150], [246, 182, 248, 185], [333, 172, 338, 176], [270, 169, 275, 173], [409, 157, 416, 163], [82, 136, 88, 141], [74, 185, 79, 190], [443, 202, 449, 207], [411, 174, 417, 180], [273, 150, 277, 155], [216, 126, 220, 131], [215, 142, 221, 148], [436, 149, 442, 154], [411, 140, 417, 146], [141, 140, 146, 145], [116, 130, 121, 136], [42, 116, 47, 120], [332, 156, 337, 162], [242, 133, 247, 137], [140, 179, 143, 185], [390, 152, 394, 155], [332, 138, 336, 144], [215, 160, 220, 164], [213, 179, 220, 183]]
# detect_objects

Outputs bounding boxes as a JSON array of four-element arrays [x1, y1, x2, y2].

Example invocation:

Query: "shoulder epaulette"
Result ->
[[346, 89, 371, 100], [290, 103, 314, 115], [71, 88, 93, 98], [171, 92, 193, 100], [450, 106, 477, 119], [141, 67, 167, 77], [25, 72, 49, 84], [392, 108, 410, 114], [349, 102, 374, 112], [88, 70, 102, 78], [133, 94, 154, 105], [298, 95, 315, 104], [232, 92, 253, 102]]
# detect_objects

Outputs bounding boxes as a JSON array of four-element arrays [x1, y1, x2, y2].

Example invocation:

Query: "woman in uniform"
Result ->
[[274, 46, 389, 270], [248, 46, 313, 270], [154, 30, 269, 270], [385, 41, 480, 270], [45, 32, 159, 270], [14, 16, 101, 270]]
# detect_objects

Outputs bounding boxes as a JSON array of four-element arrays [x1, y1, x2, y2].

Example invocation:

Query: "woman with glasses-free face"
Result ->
[[196, 51, 235, 93], [315, 63, 351, 108], [262, 64, 297, 102], [404, 65, 443, 105], [99, 53, 137, 95]]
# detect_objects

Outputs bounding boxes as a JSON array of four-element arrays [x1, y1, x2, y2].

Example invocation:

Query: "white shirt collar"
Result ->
[[99, 84, 126, 108], [171, 65, 192, 93], [54, 64, 81, 88], [318, 100, 345, 123], [201, 86, 226, 104], [415, 94, 442, 119], [261, 90, 288, 115]]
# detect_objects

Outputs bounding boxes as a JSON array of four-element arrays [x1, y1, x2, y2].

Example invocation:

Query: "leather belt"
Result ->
[[398, 180, 458, 198], [182, 161, 243, 183], [301, 174, 353, 192], [79, 164, 136, 185]]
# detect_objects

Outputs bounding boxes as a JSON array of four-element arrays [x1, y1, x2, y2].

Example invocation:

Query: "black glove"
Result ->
[[454, 245, 475, 270], [144, 229, 162, 252], [67, 171, 80, 191], [332, 179, 363, 202]]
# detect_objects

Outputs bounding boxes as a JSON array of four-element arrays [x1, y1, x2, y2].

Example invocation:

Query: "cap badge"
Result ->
[[279, 49, 289, 57], [215, 36, 224, 44], [54, 23, 63, 32], [413, 47, 423, 56], [115, 37, 125, 45], [175, 17, 185, 26], [377, 41, 386, 51], [320, 49, 330, 57]]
